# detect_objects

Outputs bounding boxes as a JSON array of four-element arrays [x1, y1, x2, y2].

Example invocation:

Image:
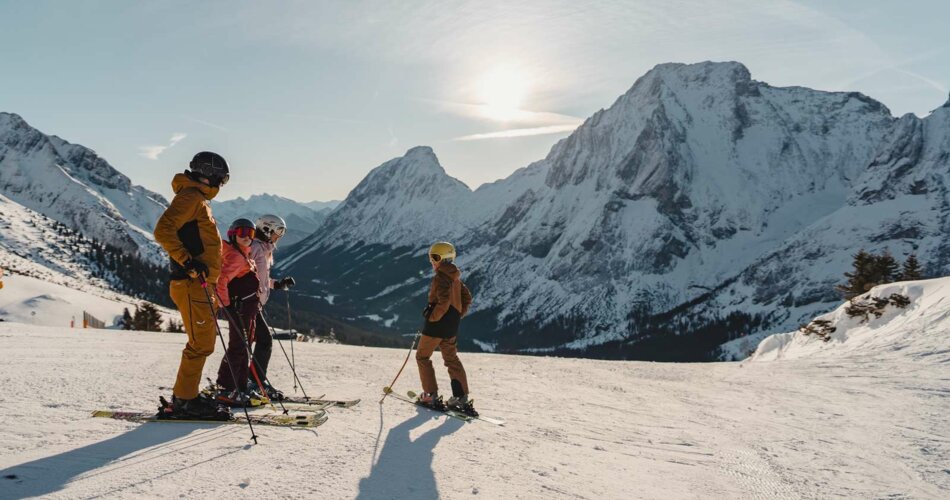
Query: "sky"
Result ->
[[1, 1, 948, 203]]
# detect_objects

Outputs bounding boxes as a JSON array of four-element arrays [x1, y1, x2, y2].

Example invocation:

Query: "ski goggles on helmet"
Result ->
[[228, 226, 255, 239]]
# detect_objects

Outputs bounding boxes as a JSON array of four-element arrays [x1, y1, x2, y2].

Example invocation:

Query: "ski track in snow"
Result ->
[[0, 324, 945, 499]]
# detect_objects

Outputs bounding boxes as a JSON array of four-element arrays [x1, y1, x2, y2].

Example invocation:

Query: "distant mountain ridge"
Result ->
[[280, 61, 950, 360], [212, 194, 339, 247]]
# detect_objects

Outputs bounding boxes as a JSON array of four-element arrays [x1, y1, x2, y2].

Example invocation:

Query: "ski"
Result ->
[[92, 409, 328, 428], [280, 396, 361, 408], [405, 390, 505, 426], [201, 382, 355, 409], [381, 387, 473, 422], [247, 399, 333, 412]]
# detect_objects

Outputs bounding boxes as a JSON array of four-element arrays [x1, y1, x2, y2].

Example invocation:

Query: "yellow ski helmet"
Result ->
[[428, 241, 456, 263]]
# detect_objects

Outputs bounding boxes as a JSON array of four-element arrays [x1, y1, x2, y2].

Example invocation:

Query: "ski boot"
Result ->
[[447, 395, 479, 417], [159, 395, 231, 420], [248, 380, 285, 402], [214, 389, 251, 408], [416, 392, 446, 411], [262, 381, 285, 401]]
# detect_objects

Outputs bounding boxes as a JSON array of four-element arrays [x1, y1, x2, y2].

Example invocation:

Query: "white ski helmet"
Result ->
[[255, 214, 287, 242]]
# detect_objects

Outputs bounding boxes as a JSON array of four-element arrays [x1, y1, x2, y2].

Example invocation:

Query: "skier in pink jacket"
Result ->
[[247, 214, 295, 400]]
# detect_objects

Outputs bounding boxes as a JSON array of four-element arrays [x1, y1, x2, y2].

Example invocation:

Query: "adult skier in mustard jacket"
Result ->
[[153, 151, 230, 418]]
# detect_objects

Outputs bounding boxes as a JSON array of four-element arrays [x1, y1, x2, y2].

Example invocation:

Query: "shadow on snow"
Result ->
[[358, 407, 466, 500], [0, 421, 245, 499]]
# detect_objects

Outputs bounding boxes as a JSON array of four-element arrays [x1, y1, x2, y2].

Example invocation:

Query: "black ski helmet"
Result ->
[[188, 151, 230, 187], [227, 218, 256, 243]]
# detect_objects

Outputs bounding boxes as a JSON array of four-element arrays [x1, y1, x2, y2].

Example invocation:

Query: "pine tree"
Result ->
[[165, 318, 184, 333], [120, 308, 134, 330], [132, 302, 163, 332], [871, 250, 899, 286], [900, 254, 923, 280], [836, 249, 875, 299]]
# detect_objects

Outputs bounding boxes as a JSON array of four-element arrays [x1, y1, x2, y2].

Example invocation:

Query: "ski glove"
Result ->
[[422, 302, 436, 319], [274, 276, 296, 290], [183, 259, 209, 279]]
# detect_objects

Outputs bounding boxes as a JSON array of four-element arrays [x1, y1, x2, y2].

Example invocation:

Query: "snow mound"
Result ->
[[751, 276, 950, 362]]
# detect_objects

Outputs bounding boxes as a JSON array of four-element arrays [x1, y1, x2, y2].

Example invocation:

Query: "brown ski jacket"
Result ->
[[153, 173, 222, 283], [422, 262, 472, 338]]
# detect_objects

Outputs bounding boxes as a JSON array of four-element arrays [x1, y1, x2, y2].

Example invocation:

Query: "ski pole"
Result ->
[[196, 275, 258, 444], [260, 310, 310, 399], [285, 290, 296, 389], [379, 331, 421, 404], [212, 286, 289, 414]]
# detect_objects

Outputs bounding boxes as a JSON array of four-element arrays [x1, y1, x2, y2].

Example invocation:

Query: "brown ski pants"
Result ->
[[170, 278, 218, 400], [416, 335, 469, 396]]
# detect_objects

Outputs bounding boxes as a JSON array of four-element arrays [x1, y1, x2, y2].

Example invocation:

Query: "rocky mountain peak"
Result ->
[[0, 112, 168, 262]]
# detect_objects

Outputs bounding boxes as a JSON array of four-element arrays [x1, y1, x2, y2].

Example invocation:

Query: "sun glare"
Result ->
[[476, 66, 530, 122]]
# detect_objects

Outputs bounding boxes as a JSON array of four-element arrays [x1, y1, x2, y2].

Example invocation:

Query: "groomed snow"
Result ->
[[0, 308, 946, 498]]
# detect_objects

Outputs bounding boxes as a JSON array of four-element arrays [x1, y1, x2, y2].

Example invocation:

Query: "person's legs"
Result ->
[[415, 335, 442, 395], [216, 306, 250, 392], [171, 280, 218, 400], [252, 311, 272, 381], [439, 337, 469, 397]]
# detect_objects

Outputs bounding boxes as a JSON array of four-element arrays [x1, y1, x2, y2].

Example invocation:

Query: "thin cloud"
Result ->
[[139, 132, 188, 160], [891, 68, 947, 94], [454, 123, 581, 141], [183, 115, 231, 132], [138, 146, 167, 160], [425, 99, 583, 126]]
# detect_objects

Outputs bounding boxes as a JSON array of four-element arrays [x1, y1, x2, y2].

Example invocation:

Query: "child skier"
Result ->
[[153, 151, 230, 418], [416, 241, 477, 416], [246, 214, 295, 400], [213, 218, 260, 406]]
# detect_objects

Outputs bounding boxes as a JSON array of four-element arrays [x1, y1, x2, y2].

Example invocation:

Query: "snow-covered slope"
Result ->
[[281, 61, 950, 359], [0, 191, 170, 310], [0, 112, 167, 263], [0, 313, 945, 498], [212, 193, 335, 247], [0, 273, 176, 328], [751, 277, 950, 362]]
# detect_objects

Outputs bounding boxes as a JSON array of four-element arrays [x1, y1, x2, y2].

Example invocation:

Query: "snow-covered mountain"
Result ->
[[280, 61, 950, 360], [212, 194, 337, 247], [0, 192, 171, 318], [0, 112, 168, 263]]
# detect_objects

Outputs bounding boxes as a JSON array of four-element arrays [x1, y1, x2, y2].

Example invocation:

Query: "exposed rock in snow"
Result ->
[[751, 277, 950, 362]]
